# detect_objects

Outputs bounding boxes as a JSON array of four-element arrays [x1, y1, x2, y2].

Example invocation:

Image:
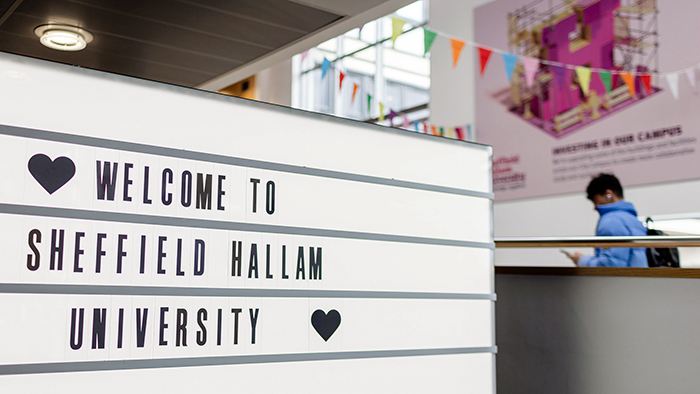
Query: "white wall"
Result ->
[[429, 0, 494, 129], [255, 59, 293, 107]]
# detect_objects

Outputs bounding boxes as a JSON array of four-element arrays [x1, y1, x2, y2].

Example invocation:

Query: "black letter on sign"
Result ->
[[265, 244, 273, 279], [217, 175, 226, 211], [70, 308, 84, 350], [196, 173, 212, 210], [136, 308, 148, 348], [250, 178, 260, 212], [266, 181, 275, 215], [143, 166, 152, 204], [161, 168, 173, 206], [123, 163, 133, 202], [157, 236, 167, 274], [249, 308, 259, 345], [50, 229, 65, 271], [194, 239, 205, 276], [159, 307, 169, 346], [196, 308, 207, 346], [181, 171, 192, 207], [117, 308, 124, 349], [139, 235, 147, 274], [281, 245, 288, 279], [117, 234, 128, 274], [176, 238, 184, 276], [176, 309, 187, 347], [231, 308, 242, 345], [74, 232, 85, 273], [296, 246, 305, 280], [309, 247, 322, 280], [231, 241, 242, 277], [248, 243, 259, 279], [217, 308, 222, 346], [96, 161, 118, 201], [27, 229, 41, 271], [95, 233, 107, 273], [92, 308, 107, 349]]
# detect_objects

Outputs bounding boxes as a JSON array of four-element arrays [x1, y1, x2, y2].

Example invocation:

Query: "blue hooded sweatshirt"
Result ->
[[578, 200, 649, 267]]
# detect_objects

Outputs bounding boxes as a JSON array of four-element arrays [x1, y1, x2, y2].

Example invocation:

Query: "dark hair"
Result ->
[[586, 173, 623, 201]]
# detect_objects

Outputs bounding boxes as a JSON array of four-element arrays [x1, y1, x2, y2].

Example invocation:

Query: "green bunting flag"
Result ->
[[598, 70, 612, 93], [367, 94, 372, 113], [423, 28, 437, 57]]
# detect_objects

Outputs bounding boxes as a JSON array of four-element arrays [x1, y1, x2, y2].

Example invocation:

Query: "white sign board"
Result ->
[[0, 53, 495, 393]]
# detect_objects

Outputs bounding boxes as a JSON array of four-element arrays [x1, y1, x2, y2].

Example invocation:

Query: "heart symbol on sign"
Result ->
[[28, 154, 76, 195], [311, 309, 341, 342]]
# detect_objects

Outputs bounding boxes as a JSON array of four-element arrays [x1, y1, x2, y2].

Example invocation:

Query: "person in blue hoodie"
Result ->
[[567, 173, 648, 267]]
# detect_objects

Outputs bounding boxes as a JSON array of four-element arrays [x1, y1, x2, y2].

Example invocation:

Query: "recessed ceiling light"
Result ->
[[34, 24, 93, 52]]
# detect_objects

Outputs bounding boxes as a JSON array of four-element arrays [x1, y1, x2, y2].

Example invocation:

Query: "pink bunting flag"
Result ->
[[301, 51, 309, 61], [521, 57, 539, 88], [402, 114, 410, 128]]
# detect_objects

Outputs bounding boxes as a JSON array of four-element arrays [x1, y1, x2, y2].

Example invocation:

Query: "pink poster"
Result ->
[[475, 0, 700, 201]]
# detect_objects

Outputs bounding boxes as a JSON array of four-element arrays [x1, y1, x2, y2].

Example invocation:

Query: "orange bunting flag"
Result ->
[[351, 83, 359, 104], [339, 71, 346, 90], [477, 46, 493, 75], [620, 72, 636, 97], [640, 74, 652, 94], [431, 125, 438, 136], [451, 38, 466, 68]]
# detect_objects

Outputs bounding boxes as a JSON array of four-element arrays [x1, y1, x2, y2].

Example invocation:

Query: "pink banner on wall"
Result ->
[[475, 0, 700, 201]]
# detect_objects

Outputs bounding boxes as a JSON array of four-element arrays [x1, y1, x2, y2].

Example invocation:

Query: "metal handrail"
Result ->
[[495, 236, 700, 248]]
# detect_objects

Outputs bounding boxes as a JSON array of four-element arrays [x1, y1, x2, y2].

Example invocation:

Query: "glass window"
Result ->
[[294, 1, 430, 124]]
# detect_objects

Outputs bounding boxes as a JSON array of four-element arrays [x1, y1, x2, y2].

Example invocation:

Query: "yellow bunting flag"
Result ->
[[391, 17, 406, 48], [379, 102, 385, 122], [451, 38, 466, 68], [620, 72, 636, 97], [575, 66, 592, 96]]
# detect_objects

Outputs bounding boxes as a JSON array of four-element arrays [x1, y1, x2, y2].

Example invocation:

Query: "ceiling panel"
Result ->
[[0, 0, 342, 86]]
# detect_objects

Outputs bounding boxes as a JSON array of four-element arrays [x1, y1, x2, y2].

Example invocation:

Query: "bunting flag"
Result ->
[[640, 73, 652, 94], [423, 122, 428, 134], [321, 58, 331, 79], [455, 126, 464, 140], [575, 66, 592, 96], [451, 39, 466, 68], [439, 127, 445, 137], [402, 114, 410, 128], [522, 57, 539, 88], [378, 102, 385, 122], [502, 53, 517, 82], [391, 17, 406, 48], [431, 125, 438, 136], [388, 109, 397, 123], [423, 28, 437, 57], [352, 83, 359, 104], [598, 70, 612, 93], [686, 69, 697, 94], [620, 72, 635, 97], [467, 124, 472, 141], [339, 71, 346, 90], [301, 51, 309, 62], [477, 46, 492, 75], [367, 94, 372, 113], [414, 121, 419, 132], [666, 73, 680, 99], [553, 66, 567, 89]]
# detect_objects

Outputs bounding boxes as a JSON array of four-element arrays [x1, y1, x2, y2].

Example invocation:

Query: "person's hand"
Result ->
[[568, 252, 584, 265]]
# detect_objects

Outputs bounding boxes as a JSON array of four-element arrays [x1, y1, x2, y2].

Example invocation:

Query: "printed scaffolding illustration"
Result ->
[[506, 0, 660, 137]]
